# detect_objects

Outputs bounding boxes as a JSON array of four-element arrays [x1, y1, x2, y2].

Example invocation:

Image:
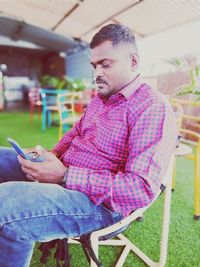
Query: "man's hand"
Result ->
[[17, 149, 67, 184]]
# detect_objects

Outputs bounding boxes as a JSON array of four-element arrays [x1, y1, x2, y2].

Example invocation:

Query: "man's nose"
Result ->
[[94, 66, 104, 77]]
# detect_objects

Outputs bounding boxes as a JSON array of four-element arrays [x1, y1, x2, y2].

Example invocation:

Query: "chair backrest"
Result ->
[[171, 98, 200, 143], [57, 92, 80, 122], [170, 101, 184, 131], [57, 92, 81, 139], [28, 87, 41, 105], [171, 98, 200, 120], [40, 88, 66, 108]]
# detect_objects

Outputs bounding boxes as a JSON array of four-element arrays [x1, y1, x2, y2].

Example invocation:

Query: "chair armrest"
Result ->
[[181, 128, 200, 154], [171, 98, 200, 107], [181, 128, 200, 140], [183, 114, 200, 123]]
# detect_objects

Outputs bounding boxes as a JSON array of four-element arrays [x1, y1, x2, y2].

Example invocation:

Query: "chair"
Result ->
[[40, 89, 65, 131], [170, 101, 193, 188], [66, 154, 175, 267], [171, 98, 200, 220], [57, 92, 82, 139], [28, 87, 42, 122]]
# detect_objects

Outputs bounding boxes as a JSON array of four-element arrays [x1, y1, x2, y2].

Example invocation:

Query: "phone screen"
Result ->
[[7, 137, 30, 160]]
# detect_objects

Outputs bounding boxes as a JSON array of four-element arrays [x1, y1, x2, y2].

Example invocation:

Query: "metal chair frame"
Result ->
[[171, 98, 200, 220], [40, 88, 65, 131], [57, 92, 81, 140], [68, 155, 175, 267]]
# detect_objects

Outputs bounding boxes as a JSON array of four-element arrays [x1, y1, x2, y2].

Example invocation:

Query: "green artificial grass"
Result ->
[[0, 111, 200, 267], [0, 111, 58, 149]]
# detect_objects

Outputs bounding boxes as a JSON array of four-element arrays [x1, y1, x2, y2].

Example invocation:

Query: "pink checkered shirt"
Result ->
[[53, 75, 177, 217]]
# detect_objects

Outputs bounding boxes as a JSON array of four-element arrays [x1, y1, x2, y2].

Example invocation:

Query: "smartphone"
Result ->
[[7, 138, 45, 162], [7, 137, 30, 160]]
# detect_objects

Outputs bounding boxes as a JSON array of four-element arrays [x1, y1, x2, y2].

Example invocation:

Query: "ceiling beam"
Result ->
[[112, 18, 145, 38], [51, 0, 84, 31], [80, 0, 145, 38], [11, 21, 25, 41]]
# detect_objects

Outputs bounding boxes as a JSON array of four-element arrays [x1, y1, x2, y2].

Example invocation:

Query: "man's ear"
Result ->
[[130, 53, 139, 71]]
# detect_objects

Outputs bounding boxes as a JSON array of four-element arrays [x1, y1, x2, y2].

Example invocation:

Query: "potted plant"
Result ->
[[40, 75, 93, 113], [67, 78, 89, 113], [166, 55, 200, 100], [40, 75, 68, 90]]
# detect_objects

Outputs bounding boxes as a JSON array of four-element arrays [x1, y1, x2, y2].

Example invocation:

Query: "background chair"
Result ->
[[28, 87, 42, 122], [171, 98, 200, 220], [57, 92, 82, 139], [170, 101, 193, 189], [40, 88, 65, 131], [67, 154, 175, 267]]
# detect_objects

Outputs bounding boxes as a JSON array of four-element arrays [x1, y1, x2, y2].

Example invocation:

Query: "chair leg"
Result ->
[[47, 111, 52, 128], [90, 235, 100, 267], [159, 170, 172, 267], [42, 110, 46, 131], [172, 159, 176, 191], [58, 124, 62, 140], [117, 234, 156, 267], [38, 105, 42, 120], [194, 152, 200, 220], [30, 104, 34, 122], [115, 243, 130, 267]]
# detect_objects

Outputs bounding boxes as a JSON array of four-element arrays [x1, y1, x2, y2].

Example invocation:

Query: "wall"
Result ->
[[41, 52, 66, 77], [66, 47, 93, 81], [0, 46, 66, 110], [0, 46, 42, 79], [0, 46, 66, 80]]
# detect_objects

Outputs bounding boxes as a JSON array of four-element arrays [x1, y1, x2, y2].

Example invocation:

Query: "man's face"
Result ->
[[90, 40, 138, 98]]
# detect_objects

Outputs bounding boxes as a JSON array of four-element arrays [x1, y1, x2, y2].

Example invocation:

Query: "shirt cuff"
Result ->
[[59, 168, 69, 186]]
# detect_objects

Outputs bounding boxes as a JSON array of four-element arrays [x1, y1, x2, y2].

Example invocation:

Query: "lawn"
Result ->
[[0, 111, 200, 267]]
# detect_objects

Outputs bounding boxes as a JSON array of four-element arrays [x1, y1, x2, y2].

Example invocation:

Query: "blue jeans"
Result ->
[[0, 148, 123, 267]]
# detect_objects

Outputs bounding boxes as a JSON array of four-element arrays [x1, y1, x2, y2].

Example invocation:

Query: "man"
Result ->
[[0, 24, 177, 267]]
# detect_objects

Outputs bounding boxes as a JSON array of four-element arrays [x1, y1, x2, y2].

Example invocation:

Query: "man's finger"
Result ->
[[21, 165, 36, 176], [37, 150, 57, 161], [35, 145, 45, 155], [26, 174, 38, 182], [18, 155, 41, 170]]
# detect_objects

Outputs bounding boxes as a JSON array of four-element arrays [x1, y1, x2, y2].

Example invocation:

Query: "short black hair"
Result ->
[[90, 23, 137, 50]]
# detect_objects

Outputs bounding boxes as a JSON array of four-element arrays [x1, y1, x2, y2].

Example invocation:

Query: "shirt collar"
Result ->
[[120, 74, 143, 99], [98, 74, 143, 103]]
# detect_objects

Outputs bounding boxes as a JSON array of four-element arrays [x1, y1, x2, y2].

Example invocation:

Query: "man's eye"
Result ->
[[102, 64, 111, 69]]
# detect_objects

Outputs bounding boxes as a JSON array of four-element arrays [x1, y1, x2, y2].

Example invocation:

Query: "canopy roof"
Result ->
[[0, 0, 200, 51]]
